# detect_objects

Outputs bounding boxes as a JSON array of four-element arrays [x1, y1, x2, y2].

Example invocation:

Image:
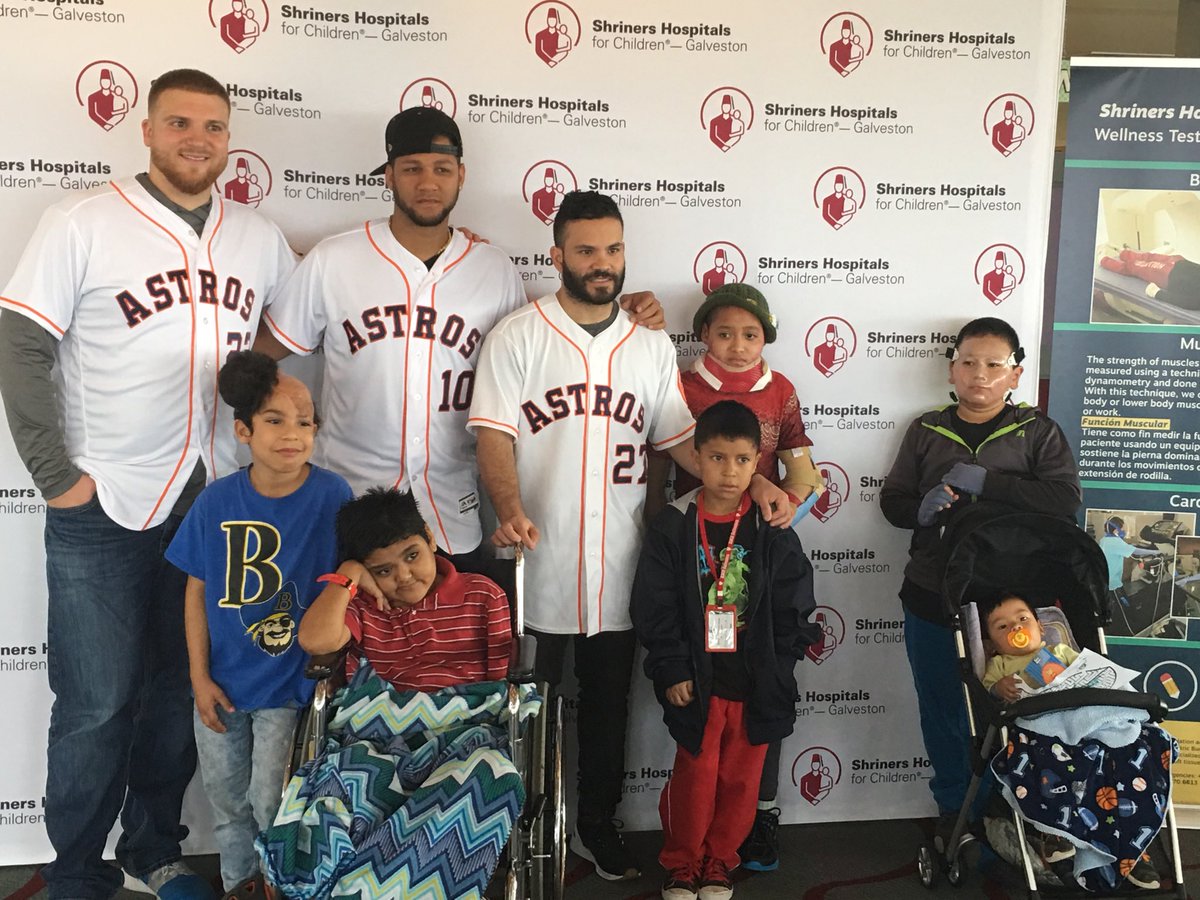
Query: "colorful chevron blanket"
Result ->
[[258, 662, 542, 900]]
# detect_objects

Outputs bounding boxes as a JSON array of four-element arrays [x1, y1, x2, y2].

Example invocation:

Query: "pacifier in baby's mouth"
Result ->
[[1008, 627, 1030, 650]]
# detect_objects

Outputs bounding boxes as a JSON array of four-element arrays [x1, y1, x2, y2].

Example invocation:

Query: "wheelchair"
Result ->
[[280, 544, 566, 900]]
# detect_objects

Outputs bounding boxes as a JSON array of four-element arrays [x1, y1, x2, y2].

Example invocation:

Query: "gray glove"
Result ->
[[943, 462, 986, 496], [917, 483, 955, 526]]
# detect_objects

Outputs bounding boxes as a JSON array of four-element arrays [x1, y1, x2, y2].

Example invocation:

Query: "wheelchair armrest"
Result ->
[[508, 634, 538, 684], [305, 649, 347, 681], [1003, 688, 1168, 723]]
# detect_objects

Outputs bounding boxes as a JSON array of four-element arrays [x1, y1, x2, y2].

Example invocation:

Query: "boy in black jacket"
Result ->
[[632, 401, 821, 900]]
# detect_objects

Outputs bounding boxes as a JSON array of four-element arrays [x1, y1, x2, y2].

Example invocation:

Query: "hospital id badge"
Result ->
[[706, 605, 738, 653]]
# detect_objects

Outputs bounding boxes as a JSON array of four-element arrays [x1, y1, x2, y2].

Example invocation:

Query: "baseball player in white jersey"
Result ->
[[469, 191, 791, 881], [0, 70, 293, 900], [255, 107, 664, 569]]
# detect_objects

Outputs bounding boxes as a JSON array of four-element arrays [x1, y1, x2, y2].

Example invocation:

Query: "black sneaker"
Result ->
[[572, 819, 641, 881], [1036, 833, 1075, 865], [661, 861, 701, 900], [1125, 854, 1161, 890], [697, 856, 733, 900], [738, 807, 780, 872]]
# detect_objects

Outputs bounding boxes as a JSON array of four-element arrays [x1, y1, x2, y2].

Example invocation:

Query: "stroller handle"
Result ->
[[1003, 687, 1168, 723]]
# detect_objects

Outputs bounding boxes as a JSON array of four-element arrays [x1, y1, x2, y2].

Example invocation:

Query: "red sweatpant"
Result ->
[[658, 696, 768, 870]]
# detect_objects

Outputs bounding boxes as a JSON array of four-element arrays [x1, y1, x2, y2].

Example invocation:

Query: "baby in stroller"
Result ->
[[981, 592, 1078, 703], [256, 488, 540, 900], [923, 505, 1185, 898]]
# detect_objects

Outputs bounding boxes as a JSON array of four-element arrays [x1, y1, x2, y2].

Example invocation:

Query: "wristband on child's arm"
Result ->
[[317, 572, 359, 600]]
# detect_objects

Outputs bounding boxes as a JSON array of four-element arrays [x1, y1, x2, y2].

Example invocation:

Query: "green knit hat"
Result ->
[[692, 283, 777, 344]]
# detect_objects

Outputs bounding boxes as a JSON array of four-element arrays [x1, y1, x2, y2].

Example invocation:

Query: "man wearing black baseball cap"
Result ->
[[255, 105, 664, 581]]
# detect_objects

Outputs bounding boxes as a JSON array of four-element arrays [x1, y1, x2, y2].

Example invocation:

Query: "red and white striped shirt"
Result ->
[[344, 557, 511, 690]]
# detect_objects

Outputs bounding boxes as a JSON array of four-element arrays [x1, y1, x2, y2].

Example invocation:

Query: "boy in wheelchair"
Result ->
[[257, 488, 539, 900], [297, 486, 512, 689]]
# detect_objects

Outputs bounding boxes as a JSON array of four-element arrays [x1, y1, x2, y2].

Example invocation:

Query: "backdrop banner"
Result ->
[[0, 0, 1063, 860], [1047, 57, 1200, 806]]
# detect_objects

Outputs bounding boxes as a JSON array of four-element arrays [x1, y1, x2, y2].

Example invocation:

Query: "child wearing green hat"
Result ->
[[648, 282, 824, 874]]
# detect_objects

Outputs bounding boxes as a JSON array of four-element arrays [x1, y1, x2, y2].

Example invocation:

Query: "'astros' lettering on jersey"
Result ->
[[469, 295, 695, 636], [264, 221, 526, 555], [0, 176, 296, 530]]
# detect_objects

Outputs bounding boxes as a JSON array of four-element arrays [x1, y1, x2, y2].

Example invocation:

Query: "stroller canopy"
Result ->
[[939, 502, 1111, 640]]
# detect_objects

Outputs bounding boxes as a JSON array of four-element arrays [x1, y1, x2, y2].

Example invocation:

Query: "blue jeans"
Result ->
[[193, 706, 298, 889], [43, 495, 196, 899], [903, 606, 974, 814]]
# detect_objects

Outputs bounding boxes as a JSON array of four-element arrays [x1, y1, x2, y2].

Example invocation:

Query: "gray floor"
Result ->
[[1, 819, 1195, 899]]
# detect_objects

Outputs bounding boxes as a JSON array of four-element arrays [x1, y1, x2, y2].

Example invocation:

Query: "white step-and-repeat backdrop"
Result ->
[[0, 0, 1063, 860]]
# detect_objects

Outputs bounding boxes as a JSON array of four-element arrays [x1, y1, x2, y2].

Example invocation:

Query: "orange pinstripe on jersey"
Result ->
[[111, 180, 199, 530], [364, 220, 414, 491]]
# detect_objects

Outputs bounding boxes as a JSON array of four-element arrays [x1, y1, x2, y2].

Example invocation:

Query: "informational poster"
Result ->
[[0, 1, 1064, 861], [1048, 58, 1200, 804]]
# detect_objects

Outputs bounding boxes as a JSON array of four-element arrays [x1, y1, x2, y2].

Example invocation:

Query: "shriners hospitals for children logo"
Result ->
[[76, 61, 137, 132], [814, 167, 865, 230], [805, 605, 845, 664], [806, 317, 857, 379], [701, 88, 753, 152], [810, 461, 848, 524], [985, 93, 1033, 157], [209, 0, 269, 53], [820, 13, 872, 77], [975, 244, 1024, 305], [522, 160, 577, 224], [693, 242, 748, 294], [792, 747, 842, 806], [221, 150, 272, 207], [526, 2, 581, 68], [400, 78, 458, 118]]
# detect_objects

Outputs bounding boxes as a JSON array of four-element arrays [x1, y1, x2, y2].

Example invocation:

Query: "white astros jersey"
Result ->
[[0, 176, 296, 530], [469, 295, 695, 636], [264, 222, 526, 555]]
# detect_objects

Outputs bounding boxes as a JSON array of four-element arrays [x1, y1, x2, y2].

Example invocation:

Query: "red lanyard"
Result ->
[[697, 493, 750, 604]]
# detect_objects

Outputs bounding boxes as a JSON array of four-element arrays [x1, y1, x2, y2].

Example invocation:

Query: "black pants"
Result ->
[[759, 739, 781, 802], [530, 629, 637, 823]]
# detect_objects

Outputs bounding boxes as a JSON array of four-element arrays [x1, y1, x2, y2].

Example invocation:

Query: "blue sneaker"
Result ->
[[144, 862, 218, 900], [738, 807, 780, 872]]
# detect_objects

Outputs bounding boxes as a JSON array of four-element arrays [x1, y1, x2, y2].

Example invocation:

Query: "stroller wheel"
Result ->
[[945, 854, 964, 887], [917, 843, 938, 888]]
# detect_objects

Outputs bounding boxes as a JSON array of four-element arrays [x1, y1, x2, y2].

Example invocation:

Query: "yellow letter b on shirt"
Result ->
[[220, 520, 283, 608]]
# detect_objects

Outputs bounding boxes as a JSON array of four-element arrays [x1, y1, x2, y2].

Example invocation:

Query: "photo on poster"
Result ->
[[1090, 188, 1200, 326], [1085, 507, 1197, 639]]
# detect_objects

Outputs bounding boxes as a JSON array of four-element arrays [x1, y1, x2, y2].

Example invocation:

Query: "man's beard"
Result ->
[[150, 147, 225, 197], [394, 188, 459, 228], [561, 261, 625, 306]]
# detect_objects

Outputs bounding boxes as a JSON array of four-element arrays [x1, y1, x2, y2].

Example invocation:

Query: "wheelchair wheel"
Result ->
[[531, 694, 566, 900], [917, 843, 937, 889]]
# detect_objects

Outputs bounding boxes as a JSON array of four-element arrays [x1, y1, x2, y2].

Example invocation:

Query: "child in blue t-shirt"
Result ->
[[166, 351, 351, 897]]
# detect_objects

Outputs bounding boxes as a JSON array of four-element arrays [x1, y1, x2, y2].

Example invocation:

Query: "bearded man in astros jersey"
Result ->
[[0, 69, 295, 900], [469, 191, 794, 881]]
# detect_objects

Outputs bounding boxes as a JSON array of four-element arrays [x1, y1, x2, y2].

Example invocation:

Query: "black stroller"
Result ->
[[917, 503, 1187, 899]]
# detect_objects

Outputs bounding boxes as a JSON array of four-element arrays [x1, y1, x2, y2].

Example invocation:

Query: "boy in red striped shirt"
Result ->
[[299, 487, 511, 690]]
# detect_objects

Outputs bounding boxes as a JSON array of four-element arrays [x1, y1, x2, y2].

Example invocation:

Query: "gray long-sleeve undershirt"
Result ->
[[0, 309, 80, 499]]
